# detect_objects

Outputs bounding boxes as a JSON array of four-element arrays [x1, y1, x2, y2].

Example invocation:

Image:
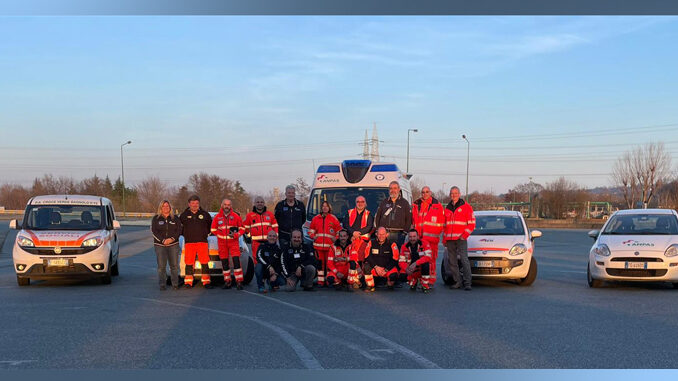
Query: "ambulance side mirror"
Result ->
[[112, 220, 121, 230], [9, 219, 20, 230]]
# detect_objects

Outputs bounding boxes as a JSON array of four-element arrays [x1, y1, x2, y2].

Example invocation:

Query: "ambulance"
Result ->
[[303, 160, 412, 241], [9, 195, 121, 286]]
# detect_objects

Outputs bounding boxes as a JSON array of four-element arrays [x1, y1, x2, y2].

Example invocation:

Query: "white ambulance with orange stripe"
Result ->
[[441, 211, 541, 286], [9, 195, 121, 286]]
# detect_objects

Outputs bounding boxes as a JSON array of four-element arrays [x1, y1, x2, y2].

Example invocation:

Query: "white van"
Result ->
[[303, 160, 412, 241], [9, 195, 121, 286]]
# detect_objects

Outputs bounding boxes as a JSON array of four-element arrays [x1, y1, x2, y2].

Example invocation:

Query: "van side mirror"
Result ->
[[530, 230, 542, 240], [9, 219, 20, 230], [112, 220, 121, 230], [588, 230, 600, 240]]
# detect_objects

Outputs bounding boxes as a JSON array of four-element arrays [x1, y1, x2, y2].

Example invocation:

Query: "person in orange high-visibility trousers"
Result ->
[[179, 195, 213, 288], [307, 201, 342, 286], [400, 229, 434, 293], [244, 196, 278, 265], [211, 199, 246, 290], [327, 229, 355, 291], [411, 186, 444, 287]]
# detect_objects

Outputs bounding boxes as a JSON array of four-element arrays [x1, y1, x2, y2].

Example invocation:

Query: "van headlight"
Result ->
[[509, 244, 528, 256], [17, 235, 35, 247], [592, 244, 611, 257], [82, 237, 103, 247], [665, 244, 678, 257]]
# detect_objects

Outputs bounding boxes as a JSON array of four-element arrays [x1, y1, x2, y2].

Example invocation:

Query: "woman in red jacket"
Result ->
[[308, 201, 342, 286]]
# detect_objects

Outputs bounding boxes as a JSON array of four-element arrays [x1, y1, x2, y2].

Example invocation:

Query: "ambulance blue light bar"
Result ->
[[370, 164, 399, 172], [342, 160, 371, 168], [317, 165, 340, 173]]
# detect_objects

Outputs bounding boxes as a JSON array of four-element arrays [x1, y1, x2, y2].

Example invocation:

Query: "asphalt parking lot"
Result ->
[[0, 224, 677, 369]]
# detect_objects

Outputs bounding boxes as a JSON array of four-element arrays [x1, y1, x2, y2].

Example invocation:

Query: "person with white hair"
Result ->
[[274, 184, 306, 248]]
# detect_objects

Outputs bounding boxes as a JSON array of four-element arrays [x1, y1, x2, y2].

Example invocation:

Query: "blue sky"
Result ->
[[1, 16, 677, 195]]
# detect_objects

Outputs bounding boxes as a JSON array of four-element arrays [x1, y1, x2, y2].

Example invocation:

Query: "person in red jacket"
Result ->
[[211, 199, 246, 290], [443, 186, 476, 291], [244, 196, 278, 265], [411, 186, 444, 286], [400, 229, 433, 293], [327, 229, 354, 291], [308, 201, 342, 286]]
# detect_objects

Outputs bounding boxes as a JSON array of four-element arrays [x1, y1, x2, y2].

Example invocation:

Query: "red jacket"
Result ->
[[412, 197, 444, 242], [443, 199, 476, 242], [399, 239, 433, 272], [244, 207, 278, 242], [328, 241, 352, 275], [308, 213, 342, 251], [211, 209, 245, 241]]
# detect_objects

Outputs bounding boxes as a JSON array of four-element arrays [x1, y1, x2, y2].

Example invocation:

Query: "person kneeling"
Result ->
[[255, 230, 285, 293], [400, 229, 433, 293], [363, 227, 400, 292], [282, 229, 317, 292], [327, 229, 356, 291]]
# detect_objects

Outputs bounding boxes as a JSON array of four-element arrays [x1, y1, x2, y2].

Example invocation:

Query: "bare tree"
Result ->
[[612, 143, 672, 209], [541, 177, 589, 219], [0, 184, 31, 209], [136, 176, 168, 212], [294, 177, 311, 205]]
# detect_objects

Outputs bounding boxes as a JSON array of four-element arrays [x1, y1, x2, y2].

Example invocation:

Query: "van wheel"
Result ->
[[101, 257, 112, 285], [244, 256, 254, 285], [587, 264, 603, 288], [17, 276, 29, 286], [111, 257, 119, 276], [516, 258, 537, 286]]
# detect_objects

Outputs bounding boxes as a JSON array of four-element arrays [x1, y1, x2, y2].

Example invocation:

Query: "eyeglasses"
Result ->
[[422, 191, 430, 193], [356, 201, 365, 203]]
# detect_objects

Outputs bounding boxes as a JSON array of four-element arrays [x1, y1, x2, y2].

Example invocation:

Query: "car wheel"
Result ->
[[17, 276, 29, 286], [587, 264, 603, 288], [516, 258, 537, 286], [111, 256, 119, 276], [243, 256, 254, 285], [101, 257, 112, 285]]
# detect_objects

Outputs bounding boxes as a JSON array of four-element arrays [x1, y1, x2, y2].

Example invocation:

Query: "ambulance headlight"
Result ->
[[509, 244, 527, 256], [82, 237, 103, 247], [665, 244, 678, 257], [17, 235, 35, 247]]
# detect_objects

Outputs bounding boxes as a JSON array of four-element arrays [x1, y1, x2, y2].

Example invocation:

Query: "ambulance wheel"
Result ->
[[101, 257, 112, 285], [516, 258, 537, 286], [111, 258, 119, 276], [17, 276, 30, 286], [244, 256, 254, 285]]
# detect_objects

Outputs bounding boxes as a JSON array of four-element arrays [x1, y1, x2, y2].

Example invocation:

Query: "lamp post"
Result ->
[[406, 128, 418, 175], [120, 140, 132, 217], [462, 134, 470, 201]]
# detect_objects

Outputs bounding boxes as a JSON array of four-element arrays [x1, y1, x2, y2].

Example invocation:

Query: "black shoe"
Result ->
[[334, 284, 343, 291], [183, 283, 193, 289], [303, 286, 315, 292], [464, 285, 472, 291], [159, 285, 167, 291], [409, 284, 417, 291], [204, 283, 214, 289], [222, 282, 232, 289], [387, 285, 395, 291], [236, 283, 243, 290], [172, 286, 179, 290], [450, 283, 462, 289], [395, 283, 403, 289]]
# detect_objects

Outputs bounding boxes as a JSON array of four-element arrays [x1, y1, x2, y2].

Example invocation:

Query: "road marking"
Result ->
[[280, 323, 385, 361], [0, 360, 37, 366], [548, 270, 586, 274], [136, 297, 322, 369], [243, 290, 440, 369]]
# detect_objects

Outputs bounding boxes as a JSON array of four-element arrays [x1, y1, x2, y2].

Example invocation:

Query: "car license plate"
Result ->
[[625, 262, 647, 269], [475, 260, 493, 268], [48, 258, 69, 267]]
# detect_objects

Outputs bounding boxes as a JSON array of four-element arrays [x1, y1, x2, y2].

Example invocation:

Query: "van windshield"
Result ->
[[24, 205, 104, 231], [472, 215, 525, 236], [308, 187, 389, 222]]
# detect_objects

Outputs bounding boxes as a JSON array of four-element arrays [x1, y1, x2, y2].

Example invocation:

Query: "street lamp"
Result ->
[[462, 134, 470, 201], [120, 140, 132, 217], [407, 128, 418, 175], [442, 182, 447, 201]]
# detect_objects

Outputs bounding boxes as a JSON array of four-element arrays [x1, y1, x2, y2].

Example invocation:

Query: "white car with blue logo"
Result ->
[[587, 209, 678, 288], [441, 211, 541, 286]]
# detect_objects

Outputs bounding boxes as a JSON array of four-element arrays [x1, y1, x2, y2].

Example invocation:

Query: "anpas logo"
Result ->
[[622, 240, 655, 247], [316, 174, 340, 183], [479, 238, 494, 242]]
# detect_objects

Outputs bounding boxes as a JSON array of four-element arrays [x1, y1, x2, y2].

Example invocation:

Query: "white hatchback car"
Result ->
[[441, 211, 541, 286], [10, 195, 121, 286], [587, 209, 678, 288]]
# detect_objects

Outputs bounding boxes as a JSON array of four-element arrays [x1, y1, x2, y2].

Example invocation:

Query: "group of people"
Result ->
[[151, 181, 476, 293]]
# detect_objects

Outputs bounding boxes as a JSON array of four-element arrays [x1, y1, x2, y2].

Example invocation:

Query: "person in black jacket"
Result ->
[[281, 229, 317, 291], [374, 181, 412, 248], [255, 230, 284, 293], [179, 195, 213, 289], [151, 200, 182, 290], [274, 185, 306, 248]]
